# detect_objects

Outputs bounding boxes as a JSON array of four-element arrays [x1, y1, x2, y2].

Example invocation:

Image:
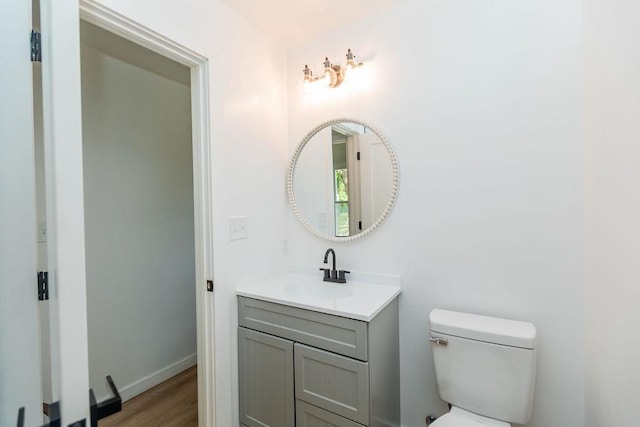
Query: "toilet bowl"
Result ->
[[431, 407, 509, 427]]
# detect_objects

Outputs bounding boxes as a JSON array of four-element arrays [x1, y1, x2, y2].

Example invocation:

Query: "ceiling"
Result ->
[[221, 0, 404, 47]]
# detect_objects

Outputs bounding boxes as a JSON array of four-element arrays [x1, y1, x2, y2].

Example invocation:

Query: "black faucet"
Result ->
[[320, 248, 350, 283]]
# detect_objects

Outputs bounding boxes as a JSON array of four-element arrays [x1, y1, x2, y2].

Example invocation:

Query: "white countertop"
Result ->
[[236, 271, 401, 321]]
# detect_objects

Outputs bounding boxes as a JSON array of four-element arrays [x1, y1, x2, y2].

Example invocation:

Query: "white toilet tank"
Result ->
[[429, 309, 537, 425]]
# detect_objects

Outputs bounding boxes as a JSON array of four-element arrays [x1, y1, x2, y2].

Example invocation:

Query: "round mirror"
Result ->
[[287, 119, 399, 241]]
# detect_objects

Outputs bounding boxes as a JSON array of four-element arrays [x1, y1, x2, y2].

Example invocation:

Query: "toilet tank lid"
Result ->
[[429, 309, 537, 349]]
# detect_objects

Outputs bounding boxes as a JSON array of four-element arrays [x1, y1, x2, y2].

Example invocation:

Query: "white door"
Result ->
[[0, 1, 44, 426], [358, 132, 394, 230]]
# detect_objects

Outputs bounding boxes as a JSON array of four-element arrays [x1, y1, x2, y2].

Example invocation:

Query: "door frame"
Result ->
[[74, 1, 216, 425]]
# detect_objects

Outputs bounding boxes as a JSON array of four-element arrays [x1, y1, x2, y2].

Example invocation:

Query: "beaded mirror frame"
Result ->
[[287, 118, 399, 242]]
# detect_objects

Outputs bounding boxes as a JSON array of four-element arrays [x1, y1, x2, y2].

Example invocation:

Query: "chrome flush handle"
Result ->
[[429, 337, 448, 346]]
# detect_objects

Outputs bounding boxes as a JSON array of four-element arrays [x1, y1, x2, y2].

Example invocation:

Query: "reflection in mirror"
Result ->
[[289, 120, 398, 241]]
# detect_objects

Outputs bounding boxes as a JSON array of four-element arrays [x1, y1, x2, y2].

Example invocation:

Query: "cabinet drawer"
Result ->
[[238, 297, 368, 361], [295, 344, 369, 425], [296, 400, 366, 427]]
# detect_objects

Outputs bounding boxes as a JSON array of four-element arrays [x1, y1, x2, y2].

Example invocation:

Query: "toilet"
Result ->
[[428, 309, 537, 426]]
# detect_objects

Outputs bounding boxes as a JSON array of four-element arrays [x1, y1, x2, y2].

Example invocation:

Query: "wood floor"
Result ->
[[100, 366, 197, 427]]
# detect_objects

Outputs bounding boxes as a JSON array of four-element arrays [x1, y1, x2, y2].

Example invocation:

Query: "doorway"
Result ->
[[77, 3, 216, 425], [80, 17, 197, 417], [2, 1, 214, 425]]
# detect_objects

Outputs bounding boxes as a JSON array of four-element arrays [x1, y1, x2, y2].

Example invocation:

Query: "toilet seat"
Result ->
[[430, 407, 510, 427]]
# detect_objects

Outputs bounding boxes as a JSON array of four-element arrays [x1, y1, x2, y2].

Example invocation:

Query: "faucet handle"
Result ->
[[319, 267, 330, 280], [338, 270, 350, 281]]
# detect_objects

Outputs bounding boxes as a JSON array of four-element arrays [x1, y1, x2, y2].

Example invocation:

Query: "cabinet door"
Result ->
[[238, 327, 295, 427], [295, 343, 369, 425]]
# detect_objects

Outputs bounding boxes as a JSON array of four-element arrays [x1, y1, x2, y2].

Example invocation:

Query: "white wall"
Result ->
[[584, 0, 640, 425], [88, 1, 288, 425], [81, 22, 196, 401], [286, 1, 585, 426]]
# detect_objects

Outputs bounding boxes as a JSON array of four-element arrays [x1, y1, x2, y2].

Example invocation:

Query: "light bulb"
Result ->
[[323, 69, 334, 87], [303, 79, 313, 93], [321, 57, 335, 87], [302, 64, 317, 93], [342, 62, 355, 81], [342, 49, 361, 82]]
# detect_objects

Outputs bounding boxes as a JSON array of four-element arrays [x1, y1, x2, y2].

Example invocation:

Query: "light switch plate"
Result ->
[[229, 216, 248, 241]]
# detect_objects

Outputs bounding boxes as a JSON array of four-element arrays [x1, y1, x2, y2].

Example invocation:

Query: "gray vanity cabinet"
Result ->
[[238, 296, 400, 427]]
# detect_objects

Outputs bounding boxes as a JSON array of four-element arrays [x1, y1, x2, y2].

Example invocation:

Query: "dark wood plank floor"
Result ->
[[100, 366, 197, 426]]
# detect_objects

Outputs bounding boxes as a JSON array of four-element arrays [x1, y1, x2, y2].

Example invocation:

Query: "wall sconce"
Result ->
[[303, 49, 364, 91]]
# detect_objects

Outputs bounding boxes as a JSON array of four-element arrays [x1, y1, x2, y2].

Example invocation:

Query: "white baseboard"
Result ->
[[116, 353, 197, 403]]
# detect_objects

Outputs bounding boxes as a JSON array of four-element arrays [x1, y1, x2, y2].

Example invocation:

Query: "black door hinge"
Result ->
[[206, 280, 214, 292], [38, 271, 49, 301], [31, 29, 42, 62], [357, 151, 361, 161]]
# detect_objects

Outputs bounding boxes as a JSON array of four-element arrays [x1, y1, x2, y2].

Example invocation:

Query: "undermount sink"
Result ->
[[284, 282, 354, 299]]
